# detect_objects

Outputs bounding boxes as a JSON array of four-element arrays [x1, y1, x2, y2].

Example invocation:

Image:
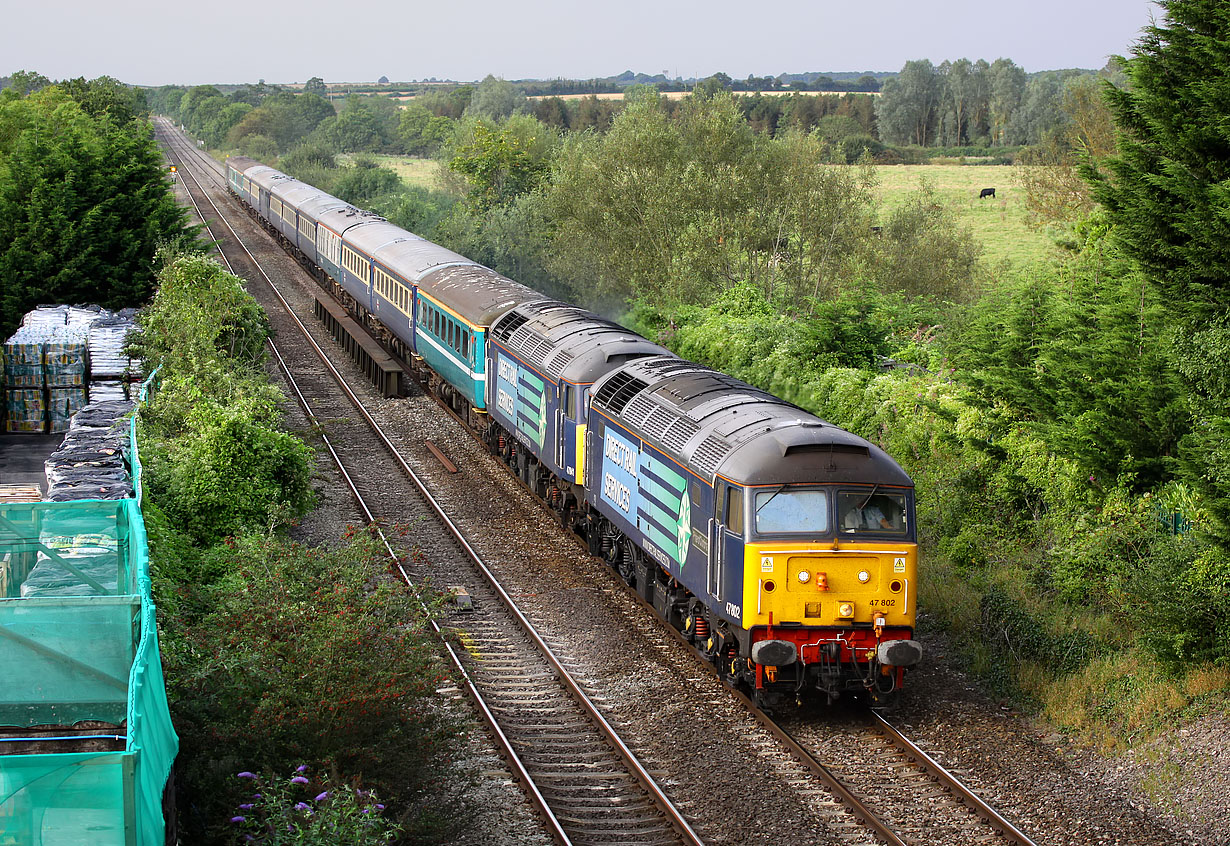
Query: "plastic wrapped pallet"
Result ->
[[20, 533, 121, 597], [43, 338, 88, 387], [2, 335, 44, 388], [4, 388, 45, 433], [87, 316, 135, 380], [44, 398, 135, 501], [87, 380, 130, 404], [47, 386, 87, 433]]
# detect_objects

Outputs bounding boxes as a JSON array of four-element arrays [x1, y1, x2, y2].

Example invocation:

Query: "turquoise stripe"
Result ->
[[641, 521, 682, 562], [642, 454, 686, 491], [640, 475, 680, 508]]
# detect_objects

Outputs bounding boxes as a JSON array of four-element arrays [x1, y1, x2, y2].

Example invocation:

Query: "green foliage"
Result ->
[[146, 399, 313, 544], [226, 91, 336, 155], [1131, 538, 1230, 668], [1084, 1, 1230, 541], [231, 768, 400, 845], [875, 180, 983, 302], [332, 157, 402, 205], [0, 85, 195, 336], [979, 585, 1101, 675], [397, 103, 454, 156], [135, 254, 313, 544], [465, 74, 527, 121], [448, 122, 550, 213], [130, 252, 270, 377], [161, 532, 461, 843], [947, 237, 1187, 490]]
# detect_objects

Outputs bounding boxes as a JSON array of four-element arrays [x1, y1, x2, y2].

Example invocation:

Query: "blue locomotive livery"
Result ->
[[225, 155, 923, 707]]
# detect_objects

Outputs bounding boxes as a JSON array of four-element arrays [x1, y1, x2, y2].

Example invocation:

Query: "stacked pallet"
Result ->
[[2, 306, 139, 433]]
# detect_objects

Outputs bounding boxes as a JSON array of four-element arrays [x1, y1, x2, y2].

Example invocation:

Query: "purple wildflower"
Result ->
[[237, 772, 256, 779], [230, 816, 246, 823], [296, 764, 308, 773], [238, 803, 254, 810], [290, 776, 309, 785], [294, 802, 310, 811], [315, 791, 329, 802], [375, 804, 385, 810], [362, 808, 371, 815]]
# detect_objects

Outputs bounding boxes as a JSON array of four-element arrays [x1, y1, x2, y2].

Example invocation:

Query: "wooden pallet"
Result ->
[[0, 484, 42, 503]]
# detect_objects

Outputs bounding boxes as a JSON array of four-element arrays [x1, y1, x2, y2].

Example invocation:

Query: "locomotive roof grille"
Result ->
[[594, 371, 649, 414], [544, 350, 575, 381], [491, 311, 529, 343], [691, 433, 733, 479]]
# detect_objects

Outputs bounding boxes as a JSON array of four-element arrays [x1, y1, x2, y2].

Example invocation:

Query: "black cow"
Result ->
[[979, 187, 996, 199]]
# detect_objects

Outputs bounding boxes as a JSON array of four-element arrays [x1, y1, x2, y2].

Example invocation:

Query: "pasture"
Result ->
[[366, 155, 443, 190], [873, 164, 1061, 269]]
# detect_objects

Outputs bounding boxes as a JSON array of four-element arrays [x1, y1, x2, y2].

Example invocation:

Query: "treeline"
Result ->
[[875, 57, 1121, 147], [0, 72, 194, 337]]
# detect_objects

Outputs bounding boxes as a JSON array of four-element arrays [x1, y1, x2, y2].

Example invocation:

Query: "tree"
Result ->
[[943, 59, 976, 146], [0, 88, 195, 336], [466, 74, 525, 121], [3, 70, 50, 96], [398, 102, 453, 155], [1085, 0, 1230, 535], [303, 76, 327, 96], [449, 122, 547, 213], [988, 58, 1026, 145], [876, 60, 941, 146]]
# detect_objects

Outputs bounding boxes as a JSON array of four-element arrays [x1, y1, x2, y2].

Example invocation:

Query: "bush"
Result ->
[[148, 401, 313, 544], [163, 531, 462, 843], [1132, 535, 1230, 669], [230, 766, 400, 845]]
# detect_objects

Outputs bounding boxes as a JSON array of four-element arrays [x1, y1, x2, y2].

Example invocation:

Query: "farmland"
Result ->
[[874, 164, 1060, 269], [358, 154, 1057, 269]]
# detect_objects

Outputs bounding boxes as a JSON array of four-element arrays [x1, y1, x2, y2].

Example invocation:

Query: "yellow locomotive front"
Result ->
[[738, 485, 922, 706]]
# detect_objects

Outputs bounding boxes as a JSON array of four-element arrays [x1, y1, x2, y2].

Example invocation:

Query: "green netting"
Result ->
[[0, 371, 177, 846], [0, 752, 133, 846]]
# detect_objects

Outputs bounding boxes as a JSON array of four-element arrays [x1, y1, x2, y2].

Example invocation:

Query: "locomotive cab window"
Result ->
[[562, 384, 576, 419], [754, 486, 828, 535], [838, 491, 908, 534]]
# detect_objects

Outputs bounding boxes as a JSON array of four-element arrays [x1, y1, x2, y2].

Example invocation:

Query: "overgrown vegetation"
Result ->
[[134, 254, 463, 844]]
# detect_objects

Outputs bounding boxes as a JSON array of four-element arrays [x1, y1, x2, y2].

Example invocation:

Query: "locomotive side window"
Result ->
[[838, 491, 908, 534], [725, 486, 744, 535], [562, 384, 575, 419]]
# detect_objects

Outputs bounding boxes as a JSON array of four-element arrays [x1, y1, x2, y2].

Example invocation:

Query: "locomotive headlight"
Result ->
[[798, 570, 811, 584], [858, 570, 871, 583], [837, 601, 855, 619]]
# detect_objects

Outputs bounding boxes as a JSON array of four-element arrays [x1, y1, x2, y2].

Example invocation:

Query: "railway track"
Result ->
[[156, 121, 1042, 846], [157, 120, 700, 846]]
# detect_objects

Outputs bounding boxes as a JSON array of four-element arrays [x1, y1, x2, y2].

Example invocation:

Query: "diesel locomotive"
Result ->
[[226, 155, 923, 707]]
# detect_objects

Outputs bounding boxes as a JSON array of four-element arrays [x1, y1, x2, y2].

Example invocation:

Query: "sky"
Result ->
[[3, 0, 1161, 87]]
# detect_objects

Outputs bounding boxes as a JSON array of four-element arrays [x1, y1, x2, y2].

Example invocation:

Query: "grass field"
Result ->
[[873, 164, 1061, 269], [361, 155, 443, 190]]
